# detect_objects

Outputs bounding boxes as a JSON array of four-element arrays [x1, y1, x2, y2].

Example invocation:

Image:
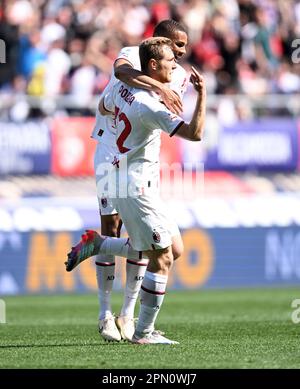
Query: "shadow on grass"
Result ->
[[0, 341, 130, 349]]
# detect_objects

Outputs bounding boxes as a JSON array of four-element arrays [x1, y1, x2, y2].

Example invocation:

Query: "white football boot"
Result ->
[[98, 316, 121, 342], [115, 316, 136, 341], [131, 331, 179, 345]]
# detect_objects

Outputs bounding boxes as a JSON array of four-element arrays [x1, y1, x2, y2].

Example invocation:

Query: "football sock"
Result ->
[[95, 254, 115, 320], [99, 237, 147, 260], [120, 259, 148, 318], [135, 271, 167, 335]]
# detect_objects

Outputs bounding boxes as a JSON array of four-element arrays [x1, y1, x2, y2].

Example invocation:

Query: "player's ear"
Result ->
[[149, 58, 157, 71]]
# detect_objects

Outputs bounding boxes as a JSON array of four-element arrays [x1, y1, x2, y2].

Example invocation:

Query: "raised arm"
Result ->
[[114, 58, 183, 115], [175, 67, 206, 141]]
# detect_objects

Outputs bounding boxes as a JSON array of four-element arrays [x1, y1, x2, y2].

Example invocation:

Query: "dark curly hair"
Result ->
[[153, 19, 187, 38]]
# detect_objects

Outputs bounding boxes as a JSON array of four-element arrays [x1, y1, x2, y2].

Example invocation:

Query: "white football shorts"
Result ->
[[116, 194, 180, 251]]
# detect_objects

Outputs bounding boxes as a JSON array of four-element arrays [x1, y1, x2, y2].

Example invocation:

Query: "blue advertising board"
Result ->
[[0, 120, 51, 175], [181, 118, 299, 171], [210, 118, 298, 170], [0, 226, 299, 295]]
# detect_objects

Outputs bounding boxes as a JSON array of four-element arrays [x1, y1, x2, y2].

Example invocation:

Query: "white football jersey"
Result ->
[[103, 81, 185, 191], [91, 46, 188, 146]]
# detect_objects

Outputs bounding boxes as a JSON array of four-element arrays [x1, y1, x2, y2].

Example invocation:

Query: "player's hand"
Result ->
[[158, 84, 183, 115], [190, 66, 205, 94]]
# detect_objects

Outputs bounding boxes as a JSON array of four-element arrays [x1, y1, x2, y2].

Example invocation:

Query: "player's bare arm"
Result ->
[[98, 97, 112, 116], [114, 58, 183, 115], [175, 66, 206, 142]]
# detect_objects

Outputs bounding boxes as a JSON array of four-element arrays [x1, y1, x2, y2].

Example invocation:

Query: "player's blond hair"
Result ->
[[139, 37, 173, 72]]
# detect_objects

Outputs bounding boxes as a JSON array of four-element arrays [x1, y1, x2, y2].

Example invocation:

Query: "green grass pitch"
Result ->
[[0, 288, 299, 369]]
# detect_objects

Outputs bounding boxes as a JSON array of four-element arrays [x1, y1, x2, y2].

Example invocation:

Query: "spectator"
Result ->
[[0, 0, 299, 117]]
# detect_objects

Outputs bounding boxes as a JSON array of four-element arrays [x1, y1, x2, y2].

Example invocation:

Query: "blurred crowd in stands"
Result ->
[[0, 0, 299, 120]]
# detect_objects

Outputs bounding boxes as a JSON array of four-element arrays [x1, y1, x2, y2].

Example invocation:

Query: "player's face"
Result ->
[[169, 30, 188, 60], [156, 46, 177, 83]]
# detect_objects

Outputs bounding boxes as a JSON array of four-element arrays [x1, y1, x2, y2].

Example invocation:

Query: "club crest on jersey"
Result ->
[[152, 230, 161, 243], [101, 197, 108, 208]]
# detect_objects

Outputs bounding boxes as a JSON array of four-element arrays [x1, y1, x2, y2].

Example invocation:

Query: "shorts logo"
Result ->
[[101, 198, 108, 208], [152, 230, 161, 243]]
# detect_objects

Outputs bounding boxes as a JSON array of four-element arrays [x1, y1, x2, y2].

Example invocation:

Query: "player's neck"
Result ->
[[147, 71, 166, 85]]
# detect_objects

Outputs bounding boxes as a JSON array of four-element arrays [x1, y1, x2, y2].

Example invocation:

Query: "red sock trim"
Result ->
[[95, 262, 115, 267], [127, 259, 147, 266], [141, 285, 165, 295]]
